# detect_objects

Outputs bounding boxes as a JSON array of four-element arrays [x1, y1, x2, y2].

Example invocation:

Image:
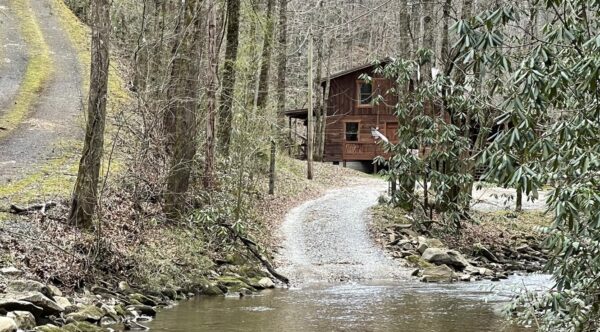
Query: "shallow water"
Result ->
[[147, 274, 551, 332]]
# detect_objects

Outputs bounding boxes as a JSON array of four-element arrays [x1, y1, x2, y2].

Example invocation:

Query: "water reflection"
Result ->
[[148, 275, 551, 332]]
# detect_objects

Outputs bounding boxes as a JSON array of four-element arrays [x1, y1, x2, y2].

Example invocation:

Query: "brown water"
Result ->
[[147, 275, 550, 332]]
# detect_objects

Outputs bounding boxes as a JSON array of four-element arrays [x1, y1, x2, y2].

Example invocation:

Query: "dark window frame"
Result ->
[[345, 122, 360, 141]]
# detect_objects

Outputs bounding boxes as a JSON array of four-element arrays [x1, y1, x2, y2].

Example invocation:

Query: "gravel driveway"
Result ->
[[277, 179, 409, 285]]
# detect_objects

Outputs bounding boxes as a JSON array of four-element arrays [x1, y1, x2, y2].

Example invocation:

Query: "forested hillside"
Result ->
[[0, 0, 598, 331]]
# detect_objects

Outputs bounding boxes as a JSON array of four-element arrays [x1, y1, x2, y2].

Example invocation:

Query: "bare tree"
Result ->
[[218, 0, 241, 156], [69, 0, 111, 228], [164, 0, 202, 218], [204, 0, 218, 190]]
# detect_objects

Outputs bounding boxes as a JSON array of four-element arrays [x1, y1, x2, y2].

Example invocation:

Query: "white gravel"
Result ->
[[277, 179, 410, 285]]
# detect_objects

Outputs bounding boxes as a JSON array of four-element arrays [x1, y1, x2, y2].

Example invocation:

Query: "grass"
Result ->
[[0, 0, 131, 208], [0, 0, 52, 140]]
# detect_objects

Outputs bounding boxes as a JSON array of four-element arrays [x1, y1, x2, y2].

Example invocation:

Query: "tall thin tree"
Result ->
[[164, 0, 202, 218], [204, 0, 218, 189], [69, 0, 111, 228], [218, 0, 241, 156]]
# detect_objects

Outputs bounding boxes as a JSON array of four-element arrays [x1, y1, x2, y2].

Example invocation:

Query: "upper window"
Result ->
[[358, 81, 372, 106], [345, 122, 359, 141]]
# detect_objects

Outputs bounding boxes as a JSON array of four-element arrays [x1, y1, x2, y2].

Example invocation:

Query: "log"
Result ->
[[220, 221, 290, 285], [9, 201, 57, 215]]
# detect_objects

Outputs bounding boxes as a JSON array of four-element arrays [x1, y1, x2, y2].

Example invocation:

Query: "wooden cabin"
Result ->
[[286, 61, 398, 166]]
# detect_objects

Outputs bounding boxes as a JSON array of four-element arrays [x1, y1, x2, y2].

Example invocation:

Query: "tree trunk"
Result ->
[[218, 0, 241, 156], [69, 0, 110, 228], [306, 31, 314, 180], [313, 35, 324, 162], [256, 0, 275, 108], [204, 0, 218, 190], [164, 0, 202, 219]]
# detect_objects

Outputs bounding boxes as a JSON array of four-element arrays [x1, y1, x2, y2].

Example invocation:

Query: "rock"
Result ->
[[417, 237, 445, 254], [7, 310, 35, 330], [421, 265, 456, 283], [128, 293, 157, 306], [47, 285, 62, 297], [7, 280, 51, 297], [17, 292, 64, 316], [161, 289, 177, 301], [201, 284, 225, 296], [54, 296, 75, 312], [421, 248, 470, 270], [118, 281, 130, 292], [474, 244, 500, 263], [0, 267, 22, 277], [34, 324, 62, 332], [257, 278, 275, 289], [0, 299, 43, 316], [405, 255, 434, 269], [410, 269, 420, 277], [126, 305, 156, 317], [62, 321, 107, 332], [66, 305, 104, 323], [459, 274, 471, 282], [0, 317, 17, 332]]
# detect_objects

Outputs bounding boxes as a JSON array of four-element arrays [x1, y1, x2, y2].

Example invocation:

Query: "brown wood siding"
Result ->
[[323, 66, 398, 162]]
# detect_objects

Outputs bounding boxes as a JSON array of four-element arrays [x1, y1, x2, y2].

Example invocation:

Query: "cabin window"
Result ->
[[345, 122, 359, 141], [357, 81, 372, 106]]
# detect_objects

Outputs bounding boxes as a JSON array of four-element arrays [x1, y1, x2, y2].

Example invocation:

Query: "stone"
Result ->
[[417, 237, 445, 254], [0, 299, 43, 316], [201, 284, 224, 296], [474, 244, 500, 263], [7, 310, 35, 330], [62, 321, 106, 332], [161, 289, 177, 301], [54, 296, 74, 311], [421, 264, 456, 283], [7, 280, 51, 297], [421, 248, 470, 270], [126, 305, 156, 317], [0, 317, 17, 332], [47, 285, 62, 297], [66, 305, 104, 323], [17, 292, 64, 316], [118, 281, 129, 292], [257, 278, 275, 289], [34, 324, 62, 332], [459, 274, 471, 282], [128, 293, 157, 306], [0, 267, 22, 277]]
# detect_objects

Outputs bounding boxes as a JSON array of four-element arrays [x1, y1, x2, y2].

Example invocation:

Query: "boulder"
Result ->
[[200, 284, 224, 296], [54, 296, 75, 312], [474, 244, 500, 263], [126, 304, 156, 317], [421, 264, 456, 283], [421, 248, 469, 270], [7, 310, 35, 330], [0, 317, 17, 332], [17, 292, 64, 316], [417, 237, 445, 255], [0, 299, 43, 316], [0, 267, 22, 277], [7, 280, 51, 297], [62, 321, 107, 332], [47, 285, 62, 297], [128, 293, 157, 306], [117, 281, 130, 292], [34, 324, 62, 332], [66, 305, 104, 323], [257, 278, 275, 289]]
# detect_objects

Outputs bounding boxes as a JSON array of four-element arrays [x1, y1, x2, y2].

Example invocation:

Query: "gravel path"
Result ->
[[0, 0, 28, 116], [277, 179, 409, 285], [0, 0, 84, 184]]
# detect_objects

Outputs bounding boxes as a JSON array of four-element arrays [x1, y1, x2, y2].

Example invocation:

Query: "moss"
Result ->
[[0, 0, 53, 140], [406, 254, 434, 269]]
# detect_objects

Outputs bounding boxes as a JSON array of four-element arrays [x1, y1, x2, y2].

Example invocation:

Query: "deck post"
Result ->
[[288, 117, 292, 156], [343, 160, 347, 168]]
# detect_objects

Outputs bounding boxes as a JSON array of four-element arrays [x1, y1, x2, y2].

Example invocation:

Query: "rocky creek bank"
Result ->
[[370, 207, 550, 283], [0, 264, 276, 332]]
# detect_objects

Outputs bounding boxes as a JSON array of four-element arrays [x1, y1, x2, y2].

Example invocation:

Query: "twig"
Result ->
[[8, 201, 57, 215]]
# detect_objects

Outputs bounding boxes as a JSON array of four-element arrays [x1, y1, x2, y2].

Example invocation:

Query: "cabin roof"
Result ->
[[321, 57, 393, 83], [284, 108, 309, 119]]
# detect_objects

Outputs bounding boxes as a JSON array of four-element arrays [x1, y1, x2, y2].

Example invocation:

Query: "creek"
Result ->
[[147, 274, 551, 332]]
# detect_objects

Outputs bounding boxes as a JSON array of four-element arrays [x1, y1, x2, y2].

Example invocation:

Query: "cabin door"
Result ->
[[385, 122, 398, 144]]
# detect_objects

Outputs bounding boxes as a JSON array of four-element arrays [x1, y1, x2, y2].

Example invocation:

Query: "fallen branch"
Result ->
[[9, 201, 57, 215], [219, 221, 290, 285]]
